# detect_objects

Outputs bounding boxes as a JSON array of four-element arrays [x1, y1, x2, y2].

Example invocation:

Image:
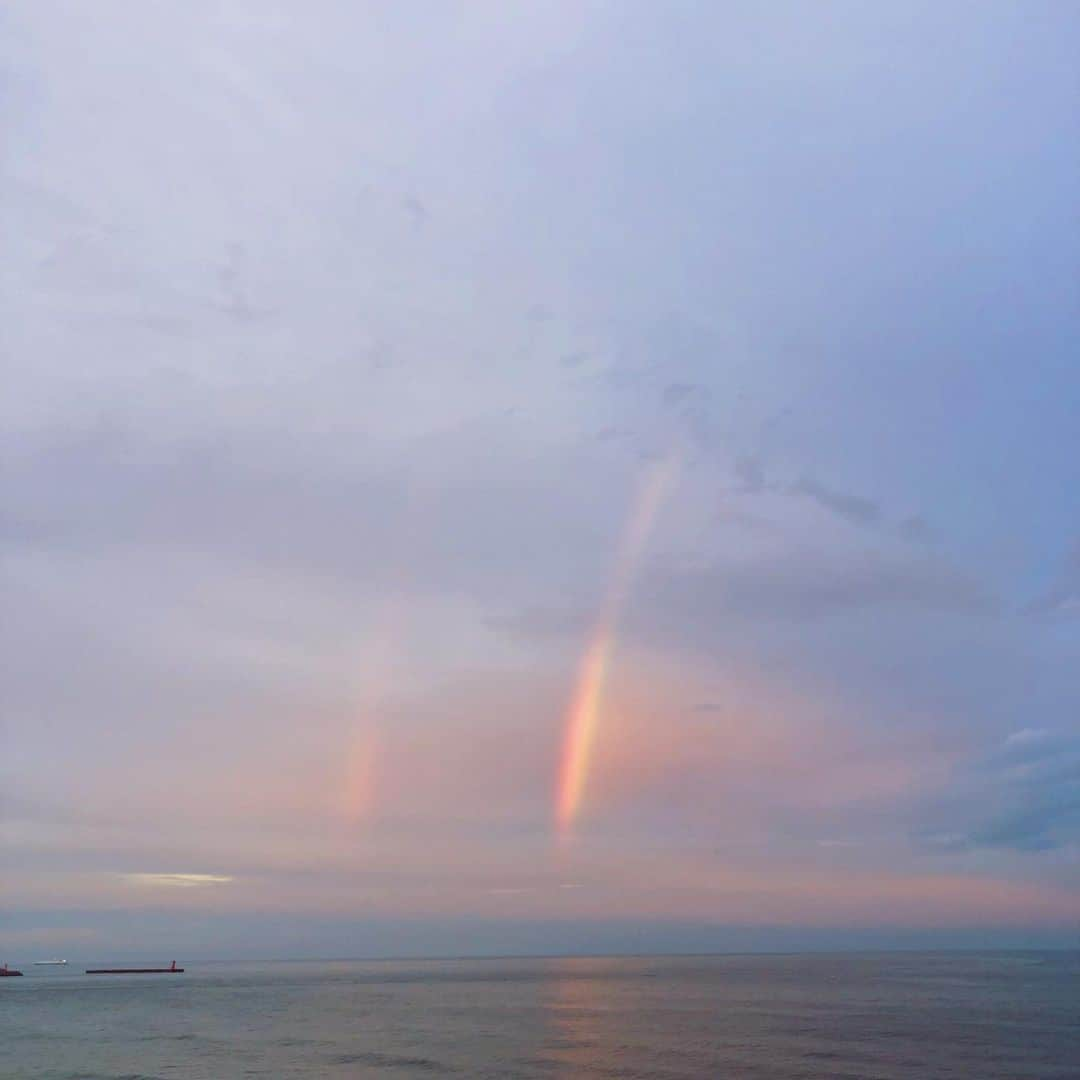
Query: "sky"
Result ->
[[2, 1, 1079, 959]]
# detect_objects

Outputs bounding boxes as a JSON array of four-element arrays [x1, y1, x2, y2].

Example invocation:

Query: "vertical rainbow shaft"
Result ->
[[555, 457, 675, 837]]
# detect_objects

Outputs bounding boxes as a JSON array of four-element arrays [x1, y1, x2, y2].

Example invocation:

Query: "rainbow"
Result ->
[[339, 562, 415, 825], [555, 456, 676, 837], [339, 588, 410, 825], [341, 725, 379, 824]]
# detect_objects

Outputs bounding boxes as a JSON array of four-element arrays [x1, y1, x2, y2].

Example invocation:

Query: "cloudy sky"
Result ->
[[3, 1, 1078, 958]]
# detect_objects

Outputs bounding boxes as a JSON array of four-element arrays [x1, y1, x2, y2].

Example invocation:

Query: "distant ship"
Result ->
[[33, 959, 67, 966], [86, 960, 184, 975], [0, 964, 23, 977]]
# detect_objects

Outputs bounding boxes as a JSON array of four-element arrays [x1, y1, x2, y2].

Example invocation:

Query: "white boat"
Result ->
[[33, 959, 67, 966]]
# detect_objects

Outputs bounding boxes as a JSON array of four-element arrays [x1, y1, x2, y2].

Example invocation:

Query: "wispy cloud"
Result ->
[[121, 874, 234, 889]]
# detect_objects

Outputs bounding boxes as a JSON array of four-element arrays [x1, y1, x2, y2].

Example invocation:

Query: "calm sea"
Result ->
[[2, 952, 1078, 1079]]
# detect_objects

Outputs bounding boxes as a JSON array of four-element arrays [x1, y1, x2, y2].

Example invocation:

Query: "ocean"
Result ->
[[2, 952, 1078, 1079]]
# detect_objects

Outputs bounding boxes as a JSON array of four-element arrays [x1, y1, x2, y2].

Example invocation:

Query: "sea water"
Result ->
[[2, 952, 1078, 1079]]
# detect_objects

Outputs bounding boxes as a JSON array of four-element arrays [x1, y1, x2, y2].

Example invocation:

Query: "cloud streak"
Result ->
[[122, 874, 234, 889]]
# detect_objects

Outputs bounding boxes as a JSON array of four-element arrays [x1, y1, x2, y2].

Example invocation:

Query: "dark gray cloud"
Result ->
[[726, 461, 909, 538], [1025, 541, 1080, 617], [792, 475, 881, 526], [643, 550, 994, 623], [402, 195, 428, 224], [0, 419, 627, 603], [484, 607, 588, 641], [733, 455, 765, 494], [662, 382, 701, 407], [923, 731, 1080, 852], [898, 515, 934, 543]]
